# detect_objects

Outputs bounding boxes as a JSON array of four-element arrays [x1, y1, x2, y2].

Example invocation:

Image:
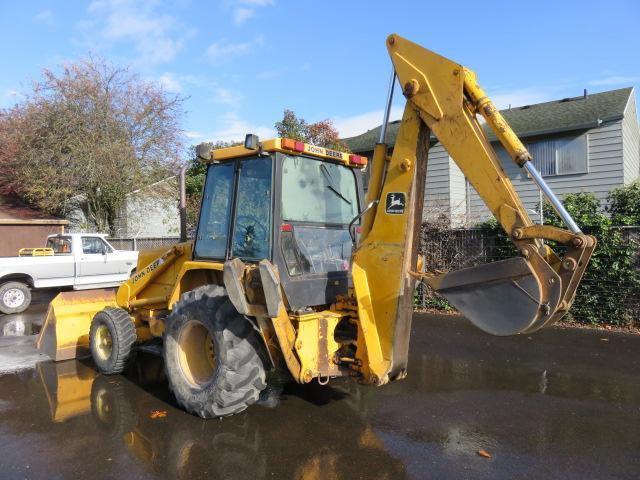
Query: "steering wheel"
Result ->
[[235, 215, 268, 240]]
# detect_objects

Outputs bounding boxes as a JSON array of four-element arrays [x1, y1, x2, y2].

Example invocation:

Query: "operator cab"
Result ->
[[194, 136, 367, 311]]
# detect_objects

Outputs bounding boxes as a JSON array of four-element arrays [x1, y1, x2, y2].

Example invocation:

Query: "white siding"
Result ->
[[448, 157, 467, 225], [423, 144, 451, 220], [421, 143, 469, 226], [622, 89, 640, 184], [467, 121, 625, 223]]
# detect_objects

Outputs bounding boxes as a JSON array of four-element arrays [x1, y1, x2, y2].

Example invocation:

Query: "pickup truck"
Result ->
[[0, 234, 138, 314]]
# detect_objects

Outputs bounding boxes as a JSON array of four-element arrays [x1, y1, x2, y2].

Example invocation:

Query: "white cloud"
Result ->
[[202, 112, 274, 144], [226, 0, 273, 27], [213, 87, 243, 106], [488, 88, 557, 109], [206, 36, 264, 61], [35, 9, 54, 25], [256, 69, 282, 80], [233, 7, 255, 25], [589, 75, 640, 87], [333, 106, 404, 138], [0, 89, 21, 107], [79, 0, 189, 65], [157, 72, 182, 93], [185, 131, 204, 140], [238, 0, 273, 5]]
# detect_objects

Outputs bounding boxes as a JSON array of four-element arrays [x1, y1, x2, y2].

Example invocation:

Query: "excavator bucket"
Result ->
[[426, 253, 562, 336], [36, 289, 117, 361]]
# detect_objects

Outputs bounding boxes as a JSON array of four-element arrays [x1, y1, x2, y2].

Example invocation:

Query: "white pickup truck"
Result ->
[[0, 234, 138, 314]]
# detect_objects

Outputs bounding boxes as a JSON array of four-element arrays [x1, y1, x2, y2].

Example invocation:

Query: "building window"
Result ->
[[527, 134, 588, 176]]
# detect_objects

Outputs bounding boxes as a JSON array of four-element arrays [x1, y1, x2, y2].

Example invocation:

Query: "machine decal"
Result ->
[[385, 192, 406, 214], [132, 257, 165, 284]]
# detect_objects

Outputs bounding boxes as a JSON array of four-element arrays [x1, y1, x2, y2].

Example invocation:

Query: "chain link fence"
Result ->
[[106, 227, 640, 327], [109, 236, 181, 251]]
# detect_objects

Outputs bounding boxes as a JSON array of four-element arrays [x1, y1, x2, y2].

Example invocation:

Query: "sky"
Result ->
[[1, 0, 639, 152]]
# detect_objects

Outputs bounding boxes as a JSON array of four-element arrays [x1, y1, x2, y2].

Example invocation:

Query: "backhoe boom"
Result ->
[[350, 34, 595, 385]]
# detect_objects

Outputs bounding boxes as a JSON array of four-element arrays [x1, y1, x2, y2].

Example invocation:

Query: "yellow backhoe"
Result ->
[[36, 34, 595, 418]]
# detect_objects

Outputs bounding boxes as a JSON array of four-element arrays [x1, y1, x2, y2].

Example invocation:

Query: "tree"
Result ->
[[274, 109, 350, 152], [0, 56, 184, 234]]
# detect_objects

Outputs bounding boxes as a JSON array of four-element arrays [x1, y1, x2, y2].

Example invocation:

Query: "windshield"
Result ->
[[281, 155, 359, 224]]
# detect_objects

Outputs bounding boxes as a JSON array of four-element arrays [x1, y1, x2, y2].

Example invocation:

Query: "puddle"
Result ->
[[0, 318, 41, 337], [0, 314, 639, 479]]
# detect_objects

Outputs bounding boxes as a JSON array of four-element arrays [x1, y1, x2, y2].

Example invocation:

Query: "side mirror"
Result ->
[[196, 143, 211, 160]]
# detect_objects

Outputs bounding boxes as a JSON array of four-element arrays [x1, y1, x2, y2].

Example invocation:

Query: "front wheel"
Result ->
[[90, 308, 137, 374], [0, 281, 31, 314], [163, 285, 267, 418]]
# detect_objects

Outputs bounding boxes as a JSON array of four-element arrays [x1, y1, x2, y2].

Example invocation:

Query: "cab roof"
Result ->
[[202, 138, 368, 168]]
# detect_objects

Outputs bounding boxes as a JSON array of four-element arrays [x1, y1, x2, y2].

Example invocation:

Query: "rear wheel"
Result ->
[[163, 285, 266, 418], [90, 308, 137, 374], [0, 281, 31, 314]]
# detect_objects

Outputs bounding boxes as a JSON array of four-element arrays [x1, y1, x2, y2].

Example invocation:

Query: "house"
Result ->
[[114, 176, 180, 238], [68, 176, 180, 237], [0, 196, 68, 257], [344, 87, 640, 225]]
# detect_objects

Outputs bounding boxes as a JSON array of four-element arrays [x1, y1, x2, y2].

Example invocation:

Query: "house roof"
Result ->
[[344, 87, 634, 153], [0, 196, 68, 225]]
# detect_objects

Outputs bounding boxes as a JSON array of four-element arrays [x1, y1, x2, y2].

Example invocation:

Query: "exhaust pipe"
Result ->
[[179, 165, 187, 242]]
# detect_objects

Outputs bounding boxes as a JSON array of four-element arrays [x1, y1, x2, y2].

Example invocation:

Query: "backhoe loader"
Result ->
[[36, 34, 595, 418]]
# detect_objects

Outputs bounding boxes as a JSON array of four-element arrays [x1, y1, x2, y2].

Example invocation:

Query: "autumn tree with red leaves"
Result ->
[[275, 109, 350, 152]]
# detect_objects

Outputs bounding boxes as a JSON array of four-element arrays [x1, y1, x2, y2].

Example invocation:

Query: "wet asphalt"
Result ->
[[0, 308, 639, 479]]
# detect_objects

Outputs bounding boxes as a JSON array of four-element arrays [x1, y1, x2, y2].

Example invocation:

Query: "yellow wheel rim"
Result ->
[[177, 321, 216, 387], [94, 324, 113, 362], [94, 389, 111, 423]]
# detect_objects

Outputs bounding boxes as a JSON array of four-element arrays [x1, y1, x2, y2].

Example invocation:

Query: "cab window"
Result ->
[[46, 236, 72, 255], [280, 155, 360, 276], [281, 155, 359, 224], [194, 162, 235, 259], [194, 157, 273, 261], [82, 237, 110, 255], [231, 157, 273, 260]]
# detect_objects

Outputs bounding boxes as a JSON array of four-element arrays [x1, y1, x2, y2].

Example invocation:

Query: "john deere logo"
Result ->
[[385, 192, 406, 215]]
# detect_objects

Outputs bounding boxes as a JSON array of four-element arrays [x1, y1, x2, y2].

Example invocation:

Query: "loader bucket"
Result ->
[[35, 289, 117, 361], [426, 255, 562, 336]]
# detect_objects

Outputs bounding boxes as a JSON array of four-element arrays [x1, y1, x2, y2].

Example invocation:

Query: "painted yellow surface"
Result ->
[[203, 138, 367, 168], [351, 104, 423, 384], [387, 34, 533, 236]]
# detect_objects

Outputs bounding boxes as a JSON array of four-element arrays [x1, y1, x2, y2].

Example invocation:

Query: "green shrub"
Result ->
[[479, 192, 639, 326], [542, 192, 639, 325], [420, 189, 640, 327], [607, 180, 640, 226]]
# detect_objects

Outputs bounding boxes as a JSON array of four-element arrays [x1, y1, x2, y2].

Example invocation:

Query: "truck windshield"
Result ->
[[281, 155, 359, 225]]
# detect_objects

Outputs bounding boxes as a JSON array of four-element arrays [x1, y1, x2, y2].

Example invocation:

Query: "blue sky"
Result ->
[[1, 0, 639, 150]]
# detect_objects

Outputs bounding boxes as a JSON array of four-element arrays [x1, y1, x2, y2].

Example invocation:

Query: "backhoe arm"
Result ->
[[350, 34, 595, 385]]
